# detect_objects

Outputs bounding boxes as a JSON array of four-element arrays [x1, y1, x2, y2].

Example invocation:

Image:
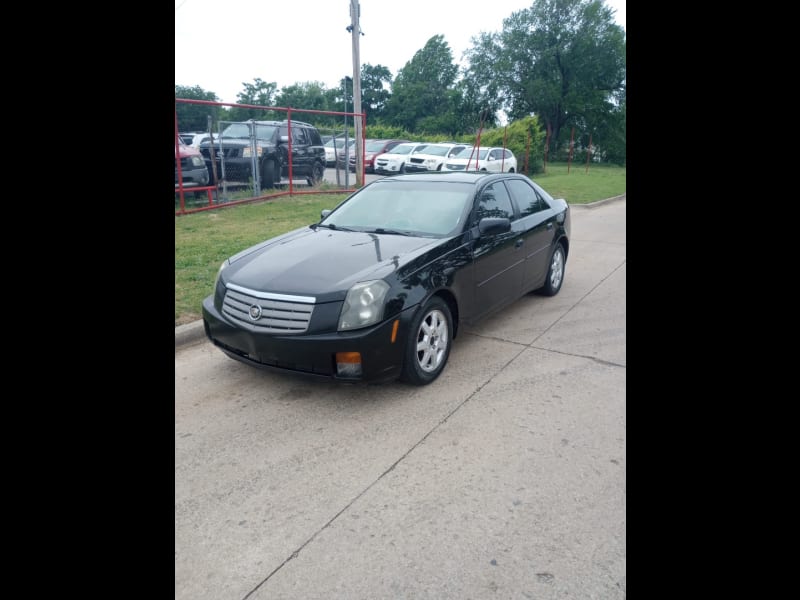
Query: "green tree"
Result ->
[[175, 85, 222, 132], [359, 64, 392, 120], [462, 0, 625, 158], [275, 81, 333, 116], [228, 78, 280, 121], [451, 75, 502, 135], [384, 35, 460, 133]]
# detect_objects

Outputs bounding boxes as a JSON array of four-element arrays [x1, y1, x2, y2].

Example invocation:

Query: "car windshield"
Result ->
[[366, 140, 393, 152], [390, 143, 425, 155], [422, 145, 454, 157], [219, 123, 278, 140], [320, 180, 474, 237], [327, 138, 355, 148], [454, 147, 488, 160]]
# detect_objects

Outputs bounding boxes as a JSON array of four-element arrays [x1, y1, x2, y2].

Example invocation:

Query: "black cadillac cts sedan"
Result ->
[[202, 171, 570, 385]]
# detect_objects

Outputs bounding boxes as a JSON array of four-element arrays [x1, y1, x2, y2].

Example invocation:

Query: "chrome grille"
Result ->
[[222, 287, 315, 333]]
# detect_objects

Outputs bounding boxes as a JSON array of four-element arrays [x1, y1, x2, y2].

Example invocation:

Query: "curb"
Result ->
[[175, 320, 206, 350], [175, 194, 625, 350], [570, 193, 626, 209]]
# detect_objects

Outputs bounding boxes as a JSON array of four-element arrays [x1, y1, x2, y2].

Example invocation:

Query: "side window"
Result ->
[[473, 182, 514, 224], [506, 179, 546, 217], [308, 128, 322, 145], [293, 127, 309, 145]]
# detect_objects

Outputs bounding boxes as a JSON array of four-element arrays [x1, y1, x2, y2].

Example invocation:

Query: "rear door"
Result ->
[[287, 126, 311, 176], [505, 178, 557, 292]]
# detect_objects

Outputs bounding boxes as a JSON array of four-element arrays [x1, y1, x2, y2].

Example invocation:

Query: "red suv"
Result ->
[[349, 139, 409, 173]]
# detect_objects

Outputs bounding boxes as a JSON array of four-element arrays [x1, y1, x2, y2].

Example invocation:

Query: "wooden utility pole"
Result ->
[[349, 0, 363, 186]]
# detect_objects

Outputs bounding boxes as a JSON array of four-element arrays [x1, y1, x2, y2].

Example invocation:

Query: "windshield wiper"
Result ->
[[369, 228, 410, 236], [315, 223, 355, 232]]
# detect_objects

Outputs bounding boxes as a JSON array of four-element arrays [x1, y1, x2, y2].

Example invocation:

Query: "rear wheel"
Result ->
[[399, 296, 452, 385], [261, 158, 279, 189], [306, 161, 324, 186], [538, 243, 566, 296]]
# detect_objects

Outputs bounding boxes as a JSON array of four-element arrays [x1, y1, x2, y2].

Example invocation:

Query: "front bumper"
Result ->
[[175, 166, 210, 187], [202, 296, 415, 383], [374, 164, 402, 175], [204, 158, 254, 183]]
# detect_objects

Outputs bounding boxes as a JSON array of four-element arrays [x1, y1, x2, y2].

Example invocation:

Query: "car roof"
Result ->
[[377, 171, 522, 184], [386, 142, 425, 150], [246, 119, 315, 126]]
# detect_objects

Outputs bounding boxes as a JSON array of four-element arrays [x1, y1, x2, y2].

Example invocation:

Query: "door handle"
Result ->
[[515, 239, 524, 248], [546, 222, 553, 230]]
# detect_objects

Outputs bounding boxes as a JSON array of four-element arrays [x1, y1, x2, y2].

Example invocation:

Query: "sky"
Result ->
[[175, 0, 625, 105]]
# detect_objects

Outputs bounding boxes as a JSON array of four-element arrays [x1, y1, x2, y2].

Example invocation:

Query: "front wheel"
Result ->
[[399, 296, 452, 385], [306, 161, 324, 186], [538, 243, 566, 296], [261, 158, 280, 189]]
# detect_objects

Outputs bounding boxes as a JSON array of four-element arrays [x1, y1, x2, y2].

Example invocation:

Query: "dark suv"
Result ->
[[199, 120, 326, 189]]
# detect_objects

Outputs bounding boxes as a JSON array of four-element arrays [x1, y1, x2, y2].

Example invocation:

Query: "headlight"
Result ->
[[338, 280, 389, 331], [242, 146, 264, 158], [190, 156, 205, 167], [213, 259, 229, 292]]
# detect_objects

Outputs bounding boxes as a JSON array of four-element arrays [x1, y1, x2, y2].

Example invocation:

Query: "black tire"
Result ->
[[399, 296, 452, 385], [261, 158, 278, 189], [538, 243, 566, 296], [436, 164, 443, 171], [307, 161, 324, 186], [399, 163, 406, 174]]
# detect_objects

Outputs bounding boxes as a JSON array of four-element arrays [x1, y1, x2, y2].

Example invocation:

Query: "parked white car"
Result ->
[[442, 146, 517, 173], [405, 142, 468, 172], [335, 138, 358, 168], [189, 132, 218, 148], [373, 142, 429, 175], [325, 137, 355, 167]]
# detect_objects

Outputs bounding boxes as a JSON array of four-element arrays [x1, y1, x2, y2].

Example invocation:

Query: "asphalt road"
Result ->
[[175, 196, 626, 599]]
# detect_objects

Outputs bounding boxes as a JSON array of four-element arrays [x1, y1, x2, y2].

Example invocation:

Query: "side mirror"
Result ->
[[477, 217, 511, 236], [320, 209, 332, 219]]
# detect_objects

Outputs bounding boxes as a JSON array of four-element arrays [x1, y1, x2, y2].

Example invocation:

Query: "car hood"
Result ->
[[175, 144, 201, 159], [200, 137, 274, 148], [224, 227, 440, 301]]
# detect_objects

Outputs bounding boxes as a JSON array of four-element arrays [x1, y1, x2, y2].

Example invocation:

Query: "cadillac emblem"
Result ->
[[248, 304, 262, 320]]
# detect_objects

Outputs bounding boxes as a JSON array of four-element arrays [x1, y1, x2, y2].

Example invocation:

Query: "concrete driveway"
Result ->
[[175, 196, 626, 599]]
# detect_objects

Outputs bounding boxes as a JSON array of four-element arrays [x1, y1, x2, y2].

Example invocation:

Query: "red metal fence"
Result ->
[[175, 99, 365, 216]]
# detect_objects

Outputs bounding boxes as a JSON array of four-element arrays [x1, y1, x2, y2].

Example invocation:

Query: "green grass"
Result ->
[[175, 162, 625, 326]]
